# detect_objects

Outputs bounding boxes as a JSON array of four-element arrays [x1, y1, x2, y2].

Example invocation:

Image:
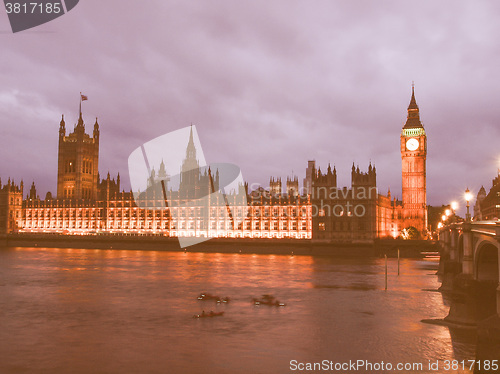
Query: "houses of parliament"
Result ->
[[0, 88, 429, 242]]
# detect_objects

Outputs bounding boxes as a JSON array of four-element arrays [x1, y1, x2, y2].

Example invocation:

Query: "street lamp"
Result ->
[[445, 209, 451, 217], [465, 187, 473, 221], [449, 201, 458, 223]]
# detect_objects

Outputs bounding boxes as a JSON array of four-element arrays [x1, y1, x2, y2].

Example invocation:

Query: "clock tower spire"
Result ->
[[404, 84, 423, 129], [400, 85, 427, 237]]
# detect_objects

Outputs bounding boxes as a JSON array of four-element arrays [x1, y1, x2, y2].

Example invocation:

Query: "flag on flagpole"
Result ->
[[81, 94, 88, 101]]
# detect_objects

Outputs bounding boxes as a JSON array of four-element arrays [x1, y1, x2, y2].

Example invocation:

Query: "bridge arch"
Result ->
[[474, 239, 499, 282]]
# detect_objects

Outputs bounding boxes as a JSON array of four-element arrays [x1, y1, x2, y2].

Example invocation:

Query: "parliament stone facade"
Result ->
[[0, 88, 429, 241]]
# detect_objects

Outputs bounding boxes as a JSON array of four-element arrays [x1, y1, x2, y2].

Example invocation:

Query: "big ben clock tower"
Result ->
[[400, 85, 428, 236]]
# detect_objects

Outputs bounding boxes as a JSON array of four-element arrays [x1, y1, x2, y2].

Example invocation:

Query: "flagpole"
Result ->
[[79, 91, 82, 117]]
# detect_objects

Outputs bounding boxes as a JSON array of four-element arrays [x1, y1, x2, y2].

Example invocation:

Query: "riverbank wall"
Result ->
[[0, 233, 437, 257]]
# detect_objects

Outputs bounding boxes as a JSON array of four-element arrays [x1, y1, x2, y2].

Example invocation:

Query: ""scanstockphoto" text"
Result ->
[[290, 359, 499, 372], [290, 359, 423, 372]]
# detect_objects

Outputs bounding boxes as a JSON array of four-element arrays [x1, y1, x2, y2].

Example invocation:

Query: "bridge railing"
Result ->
[[469, 220, 499, 236], [439, 220, 499, 237]]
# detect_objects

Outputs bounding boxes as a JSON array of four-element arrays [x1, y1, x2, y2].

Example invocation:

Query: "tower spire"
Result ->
[[408, 83, 418, 110], [185, 125, 196, 160], [403, 84, 423, 129]]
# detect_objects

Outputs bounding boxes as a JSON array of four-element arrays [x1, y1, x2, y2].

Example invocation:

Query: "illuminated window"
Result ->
[[319, 222, 326, 231], [319, 209, 325, 217]]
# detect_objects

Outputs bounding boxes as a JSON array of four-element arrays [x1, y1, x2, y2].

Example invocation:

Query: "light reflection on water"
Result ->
[[0, 248, 475, 374]]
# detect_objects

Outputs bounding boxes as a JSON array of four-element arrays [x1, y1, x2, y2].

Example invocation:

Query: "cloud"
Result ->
[[1, 0, 500, 217]]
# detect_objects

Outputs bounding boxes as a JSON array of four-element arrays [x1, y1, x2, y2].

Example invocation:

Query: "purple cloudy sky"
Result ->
[[1, 0, 500, 215]]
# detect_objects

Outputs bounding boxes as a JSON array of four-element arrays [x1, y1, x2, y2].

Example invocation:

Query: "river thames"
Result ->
[[0, 247, 476, 374]]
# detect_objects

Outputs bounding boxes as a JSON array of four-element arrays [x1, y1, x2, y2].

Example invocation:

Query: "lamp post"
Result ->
[[436, 221, 443, 240], [462, 189, 474, 276], [465, 187, 473, 222]]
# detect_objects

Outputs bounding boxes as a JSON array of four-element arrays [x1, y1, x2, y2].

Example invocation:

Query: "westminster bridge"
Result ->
[[439, 220, 500, 372], [439, 220, 500, 315]]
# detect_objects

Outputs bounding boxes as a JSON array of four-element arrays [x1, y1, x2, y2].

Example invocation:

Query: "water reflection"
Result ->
[[0, 247, 476, 374]]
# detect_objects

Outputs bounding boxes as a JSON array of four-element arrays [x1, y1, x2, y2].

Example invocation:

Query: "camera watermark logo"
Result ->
[[128, 126, 247, 248], [4, 0, 79, 33]]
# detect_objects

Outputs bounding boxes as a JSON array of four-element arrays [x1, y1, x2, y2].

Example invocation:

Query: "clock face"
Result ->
[[406, 138, 419, 151]]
